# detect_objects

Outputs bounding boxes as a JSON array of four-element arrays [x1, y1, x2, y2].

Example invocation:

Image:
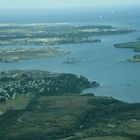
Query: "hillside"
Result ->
[[0, 95, 140, 140], [0, 70, 140, 140]]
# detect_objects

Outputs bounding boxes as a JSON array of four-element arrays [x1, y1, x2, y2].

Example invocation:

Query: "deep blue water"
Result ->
[[0, 6, 140, 102]]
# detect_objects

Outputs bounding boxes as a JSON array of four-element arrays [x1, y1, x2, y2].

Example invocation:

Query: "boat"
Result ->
[[63, 57, 78, 64]]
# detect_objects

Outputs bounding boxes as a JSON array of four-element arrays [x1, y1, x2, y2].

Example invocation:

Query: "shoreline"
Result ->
[[0, 47, 68, 63], [114, 40, 140, 62], [0, 70, 99, 102], [0, 24, 135, 46]]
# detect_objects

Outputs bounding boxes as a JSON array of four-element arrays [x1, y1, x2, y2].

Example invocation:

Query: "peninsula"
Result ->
[[0, 24, 135, 46], [114, 39, 140, 62], [0, 47, 67, 63]]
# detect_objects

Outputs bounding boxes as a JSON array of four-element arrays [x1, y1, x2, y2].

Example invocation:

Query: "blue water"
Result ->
[[0, 6, 140, 103]]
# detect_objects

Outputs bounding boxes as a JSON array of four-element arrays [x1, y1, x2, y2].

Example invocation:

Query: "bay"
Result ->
[[0, 6, 140, 102]]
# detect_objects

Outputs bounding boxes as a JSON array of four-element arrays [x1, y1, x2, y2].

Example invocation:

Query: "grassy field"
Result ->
[[0, 95, 32, 115], [0, 94, 140, 140]]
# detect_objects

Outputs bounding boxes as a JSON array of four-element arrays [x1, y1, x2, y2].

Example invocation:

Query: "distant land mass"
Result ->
[[0, 24, 135, 46], [0, 24, 135, 63]]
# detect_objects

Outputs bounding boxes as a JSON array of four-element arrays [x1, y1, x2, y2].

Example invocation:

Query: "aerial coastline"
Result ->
[[0, 0, 140, 139], [0, 23, 140, 140], [114, 39, 140, 62]]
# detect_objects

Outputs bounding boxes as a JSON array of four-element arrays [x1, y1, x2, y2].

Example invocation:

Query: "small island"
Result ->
[[128, 55, 140, 62]]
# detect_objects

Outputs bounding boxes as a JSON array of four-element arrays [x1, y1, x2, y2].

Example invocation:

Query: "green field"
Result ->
[[0, 94, 140, 140]]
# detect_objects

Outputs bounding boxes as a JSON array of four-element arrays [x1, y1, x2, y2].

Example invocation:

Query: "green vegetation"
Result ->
[[0, 95, 32, 115], [0, 70, 140, 139], [81, 136, 133, 140], [0, 94, 140, 140], [114, 40, 140, 62], [114, 41, 140, 52], [0, 70, 99, 101]]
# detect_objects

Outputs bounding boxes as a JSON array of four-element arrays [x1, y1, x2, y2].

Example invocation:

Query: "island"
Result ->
[[114, 40, 140, 62], [128, 55, 140, 62], [0, 70, 140, 140], [0, 47, 68, 63], [0, 24, 135, 46]]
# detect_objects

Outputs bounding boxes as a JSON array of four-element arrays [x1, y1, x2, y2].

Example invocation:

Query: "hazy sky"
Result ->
[[0, 0, 140, 9]]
